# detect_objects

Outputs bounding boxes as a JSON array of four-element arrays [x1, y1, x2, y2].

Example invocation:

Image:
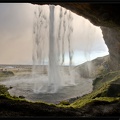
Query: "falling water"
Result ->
[[0, 5, 98, 103], [48, 5, 61, 93], [32, 5, 76, 93], [32, 6, 48, 74], [57, 7, 63, 63], [67, 11, 74, 71], [61, 10, 67, 65]]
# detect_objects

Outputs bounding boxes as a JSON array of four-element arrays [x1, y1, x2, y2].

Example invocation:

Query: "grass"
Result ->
[[0, 71, 14, 81]]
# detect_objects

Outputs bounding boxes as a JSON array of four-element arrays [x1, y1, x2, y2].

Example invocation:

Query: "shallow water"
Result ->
[[0, 74, 93, 104]]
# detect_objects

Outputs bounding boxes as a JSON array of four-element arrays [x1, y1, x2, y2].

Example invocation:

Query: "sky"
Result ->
[[0, 3, 109, 65]]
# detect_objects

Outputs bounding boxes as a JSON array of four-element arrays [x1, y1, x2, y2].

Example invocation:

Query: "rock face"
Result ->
[[32, 3, 120, 70], [101, 27, 120, 70], [74, 55, 109, 78]]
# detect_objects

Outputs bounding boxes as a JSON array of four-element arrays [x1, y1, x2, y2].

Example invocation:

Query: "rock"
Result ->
[[19, 95, 25, 99], [101, 12, 110, 21], [0, 71, 14, 77], [9, 86, 13, 89], [74, 55, 109, 78]]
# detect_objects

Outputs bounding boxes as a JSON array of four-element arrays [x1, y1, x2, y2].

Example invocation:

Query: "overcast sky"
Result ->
[[0, 3, 109, 65]]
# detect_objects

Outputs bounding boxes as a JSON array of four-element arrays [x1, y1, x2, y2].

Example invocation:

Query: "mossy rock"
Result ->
[[101, 83, 120, 97], [0, 85, 9, 95], [19, 95, 25, 99], [58, 100, 70, 106], [93, 70, 120, 90], [0, 79, 120, 116], [0, 68, 120, 116], [0, 71, 14, 77], [70, 74, 120, 108]]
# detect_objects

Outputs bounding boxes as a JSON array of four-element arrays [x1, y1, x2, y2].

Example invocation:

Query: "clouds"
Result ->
[[0, 3, 35, 64], [0, 3, 32, 35]]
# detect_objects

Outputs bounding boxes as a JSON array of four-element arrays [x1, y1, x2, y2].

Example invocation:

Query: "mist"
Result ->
[[0, 3, 109, 65]]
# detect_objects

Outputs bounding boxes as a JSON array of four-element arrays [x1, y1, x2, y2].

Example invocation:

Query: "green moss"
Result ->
[[0, 84, 61, 109], [56, 72, 120, 108], [0, 92, 58, 110], [93, 70, 120, 90], [0, 85, 9, 95], [69, 97, 120, 108], [0, 71, 14, 79], [59, 100, 70, 105], [94, 97, 120, 102], [57, 100, 70, 108], [0, 69, 120, 113], [69, 99, 94, 108], [69, 74, 120, 108], [91, 75, 120, 98]]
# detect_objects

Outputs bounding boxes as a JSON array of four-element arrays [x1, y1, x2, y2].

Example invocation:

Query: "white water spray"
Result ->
[[32, 5, 76, 93], [57, 7, 63, 63], [48, 5, 61, 93]]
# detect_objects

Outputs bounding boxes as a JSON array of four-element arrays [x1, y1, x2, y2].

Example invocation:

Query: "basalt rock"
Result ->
[[32, 3, 120, 71]]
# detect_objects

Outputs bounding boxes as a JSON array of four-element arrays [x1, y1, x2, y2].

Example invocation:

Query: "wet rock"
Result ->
[[19, 95, 25, 99], [9, 86, 13, 89]]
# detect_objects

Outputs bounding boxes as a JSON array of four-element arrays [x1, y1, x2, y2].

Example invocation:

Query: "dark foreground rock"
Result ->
[[79, 100, 120, 117], [0, 94, 120, 117], [0, 95, 81, 116], [0, 68, 120, 117], [0, 84, 120, 117]]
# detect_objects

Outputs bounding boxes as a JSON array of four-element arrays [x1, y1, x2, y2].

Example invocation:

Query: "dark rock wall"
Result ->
[[101, 27, 120, 70], [32, 3, 120, 70]]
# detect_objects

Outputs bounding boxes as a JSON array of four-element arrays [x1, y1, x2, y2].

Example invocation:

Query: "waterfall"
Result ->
[[32, 5, 75, 93], [61, 10, 67, 65], [57, 7, 63, 64], [48, 5, 61, 93], [67, 11, 74, 71], [32, 6, 48, 74]]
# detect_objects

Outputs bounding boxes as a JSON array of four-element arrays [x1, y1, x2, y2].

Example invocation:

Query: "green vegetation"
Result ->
[[56, 71, 120, 108], [69, 71, 120, 108], [0, 71, 14, 79], [57, 100, 70, 108], [94, 97, 120, 102], [0, 68, 120, 116], [93, 70, 120, 90], [0, 85, 80, 116], [0, 85, 9, 95]]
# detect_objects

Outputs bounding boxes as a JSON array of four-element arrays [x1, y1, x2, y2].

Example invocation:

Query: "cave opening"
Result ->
[[0, 3, 120, 117], [0, 4, 110, 104]]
